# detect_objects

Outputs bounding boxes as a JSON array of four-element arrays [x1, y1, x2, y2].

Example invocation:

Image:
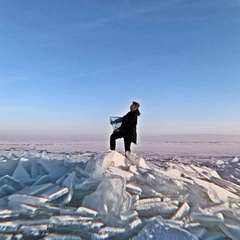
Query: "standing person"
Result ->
[[110, 101, 141, 153]]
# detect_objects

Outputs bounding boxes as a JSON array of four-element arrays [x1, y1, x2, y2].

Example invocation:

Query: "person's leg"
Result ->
[[110, 131, 123, 150], [124, 137, 131, 152]]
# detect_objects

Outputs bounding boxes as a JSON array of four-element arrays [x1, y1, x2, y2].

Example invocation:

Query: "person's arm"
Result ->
[[114, 117, 122, 124], [127, 114, 137, 126], [110, 117, 122, 125], [120, 112, 136, 129]]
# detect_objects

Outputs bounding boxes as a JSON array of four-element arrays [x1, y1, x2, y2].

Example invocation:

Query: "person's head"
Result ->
[[130, 101, 140, 111]]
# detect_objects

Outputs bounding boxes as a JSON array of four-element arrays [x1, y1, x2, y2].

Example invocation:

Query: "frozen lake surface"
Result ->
[[1, 140, 239, 168]]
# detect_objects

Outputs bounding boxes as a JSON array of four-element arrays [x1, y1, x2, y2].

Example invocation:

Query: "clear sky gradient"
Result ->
[[0, 0, 240, 140]]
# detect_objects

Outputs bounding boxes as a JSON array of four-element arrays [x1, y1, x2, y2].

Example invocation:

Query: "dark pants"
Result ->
[[110, 131, 131, 152]]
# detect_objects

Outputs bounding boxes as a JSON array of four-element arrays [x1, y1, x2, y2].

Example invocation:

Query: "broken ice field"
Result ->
[[0, 149, 240, 239]]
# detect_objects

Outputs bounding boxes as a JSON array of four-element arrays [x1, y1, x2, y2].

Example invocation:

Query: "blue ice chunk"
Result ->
[[32, 175, 53, 186], [15, 183, 54, 196], [0, 185, 16, 197], [0, 157, 19, 177], [133, 217, 198, 240], [0, 175, 24, 190]]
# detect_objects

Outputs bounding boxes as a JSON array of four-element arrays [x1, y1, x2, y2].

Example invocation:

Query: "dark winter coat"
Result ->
[[119, 109, 141, 144]]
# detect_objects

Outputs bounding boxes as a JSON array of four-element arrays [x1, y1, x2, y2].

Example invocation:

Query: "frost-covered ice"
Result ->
[[0, 140, 240, 239]]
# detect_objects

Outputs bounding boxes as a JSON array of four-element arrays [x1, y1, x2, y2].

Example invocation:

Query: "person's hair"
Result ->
[[132, 101, 140, 108]]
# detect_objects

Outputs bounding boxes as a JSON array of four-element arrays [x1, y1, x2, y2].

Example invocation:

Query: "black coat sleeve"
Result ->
[[120, 112, 138, 143], [114, 117, 122, 124]]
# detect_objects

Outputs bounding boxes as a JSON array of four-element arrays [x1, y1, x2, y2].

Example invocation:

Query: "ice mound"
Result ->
[[0, 150, 240, 239]]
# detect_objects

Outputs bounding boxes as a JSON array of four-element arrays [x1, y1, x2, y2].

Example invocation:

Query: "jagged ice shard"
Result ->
[[0, 148, 239, 239]]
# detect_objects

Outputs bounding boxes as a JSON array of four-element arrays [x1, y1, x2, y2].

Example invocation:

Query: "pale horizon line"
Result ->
[[1, 132, 240, 142]]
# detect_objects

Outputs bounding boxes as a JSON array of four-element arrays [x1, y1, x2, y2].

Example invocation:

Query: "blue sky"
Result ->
[[0, 0, 240, 140]]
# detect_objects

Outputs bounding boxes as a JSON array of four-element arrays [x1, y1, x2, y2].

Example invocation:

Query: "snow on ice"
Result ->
[[0, 147, 240, 239]]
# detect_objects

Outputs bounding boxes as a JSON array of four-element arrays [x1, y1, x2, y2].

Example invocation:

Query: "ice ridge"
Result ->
[[0, 150, 239, 239]]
